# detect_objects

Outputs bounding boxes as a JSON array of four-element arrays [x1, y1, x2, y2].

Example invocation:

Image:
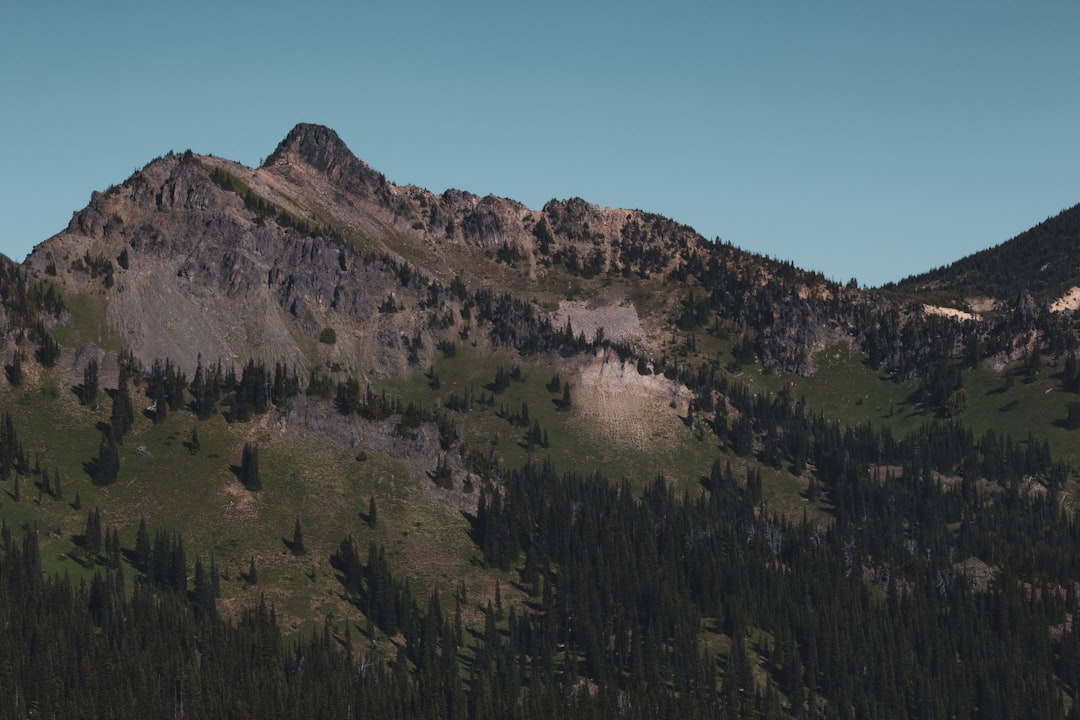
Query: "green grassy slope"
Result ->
[[5, 293, 1080, 642], [0, 366, 511, 640]]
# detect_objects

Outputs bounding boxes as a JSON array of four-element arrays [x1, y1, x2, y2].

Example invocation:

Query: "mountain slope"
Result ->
[[21, 124, 1080, 458], [26, 147, 418, 377], [20, 122, 1080, 435], [9, 124, 1080, 717], [27, 124, 851, 379], [889, 202, 1080, 311]]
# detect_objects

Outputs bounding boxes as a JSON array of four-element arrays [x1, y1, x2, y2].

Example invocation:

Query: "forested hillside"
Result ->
[[890, 203, 1080, 306], [5, 125, 1080, 718], [3, 419, 1080, 718]]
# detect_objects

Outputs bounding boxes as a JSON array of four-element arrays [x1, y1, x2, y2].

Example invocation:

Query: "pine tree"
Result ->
[[34, 322, 60, 367], [110, 364, 135, 442], [248, 556, 258, 585], [0, 412, 17, 479], [292, 518, 306, 555], [151, 381, 168, 425], [193, 557, 216, 619], [210, 554, 221, 597], [106, 528, 121, 568], [1065, 353, 1080, 393], [1066, 402, 1080, 430], [7, 352, 22, 387], [190, 354, 215, 420], [169, 536, 187, 594], [547, 373, 561, 393], [368, 496, 378, 527], [84, 508, 102, 557], [94, 428, 120, 485], [135, 518, 150, 571], [189, 427, 200, 455], [240, 443, 261, 491], [82, 359, 99, 408], [103, 525, 115, 566]]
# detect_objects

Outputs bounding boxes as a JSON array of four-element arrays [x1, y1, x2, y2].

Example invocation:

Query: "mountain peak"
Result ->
[[265, 123, 386, 198], [269, 123, 350, 169]]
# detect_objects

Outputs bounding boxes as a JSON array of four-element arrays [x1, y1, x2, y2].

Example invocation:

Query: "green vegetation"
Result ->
[[238, 442, 262, 490], [7, 140, 1080, 716], [49, 289, 123, 352], [382, 344, 719, 494], [0, 362, 500, 639], [205, 163, 340, 241]]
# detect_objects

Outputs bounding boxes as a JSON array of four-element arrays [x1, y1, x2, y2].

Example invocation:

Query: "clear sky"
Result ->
[[2, 1, 1078, 287]]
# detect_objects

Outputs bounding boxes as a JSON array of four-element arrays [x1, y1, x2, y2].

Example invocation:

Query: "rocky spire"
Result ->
[[265, 123, 387, 199]]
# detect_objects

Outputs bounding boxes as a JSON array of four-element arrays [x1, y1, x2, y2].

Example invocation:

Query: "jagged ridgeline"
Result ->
[[5, 124, 1080, 718]]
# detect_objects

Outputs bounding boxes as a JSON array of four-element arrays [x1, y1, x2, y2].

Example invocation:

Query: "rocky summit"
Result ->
[[24, 125, 869, 380]]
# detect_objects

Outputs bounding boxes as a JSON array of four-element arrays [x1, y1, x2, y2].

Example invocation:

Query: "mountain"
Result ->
[[888, 202, 1080, 314], [25, 123, 858, 380], [7, 124, 1080, 717]]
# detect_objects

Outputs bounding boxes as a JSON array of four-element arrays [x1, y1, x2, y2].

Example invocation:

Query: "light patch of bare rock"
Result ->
[[572, 350, 691, 451], [1050, 286, 1080, 313], [553, 300, 643, 345], [922, 304, 977, 322]]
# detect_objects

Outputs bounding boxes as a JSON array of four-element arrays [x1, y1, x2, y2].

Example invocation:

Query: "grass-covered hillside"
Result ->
[[7, 126, 1080, 717]]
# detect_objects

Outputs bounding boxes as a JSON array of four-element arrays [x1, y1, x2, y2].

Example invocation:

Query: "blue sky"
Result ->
[[2, 1, 1078, 287]]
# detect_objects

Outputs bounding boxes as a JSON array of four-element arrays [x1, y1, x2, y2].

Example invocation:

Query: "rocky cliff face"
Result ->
[[27, 146, 443, 378], [25, 125, 667, 375], [27, 122, 864, 381]]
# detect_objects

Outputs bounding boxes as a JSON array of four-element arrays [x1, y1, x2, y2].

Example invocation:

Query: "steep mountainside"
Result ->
[[23, 124, 1080, 429], [26, 124, 852, 379], [9, 124, 1080, 718]]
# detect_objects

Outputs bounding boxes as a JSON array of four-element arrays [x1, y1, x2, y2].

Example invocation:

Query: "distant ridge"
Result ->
[[891, 203, 1080, 304]]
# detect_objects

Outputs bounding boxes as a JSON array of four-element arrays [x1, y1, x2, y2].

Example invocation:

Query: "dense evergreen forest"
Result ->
[[6, 400, 1080, 717]]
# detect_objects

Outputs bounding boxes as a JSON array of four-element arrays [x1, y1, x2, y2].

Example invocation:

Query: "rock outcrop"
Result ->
[[25, 122, 870, 381]]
